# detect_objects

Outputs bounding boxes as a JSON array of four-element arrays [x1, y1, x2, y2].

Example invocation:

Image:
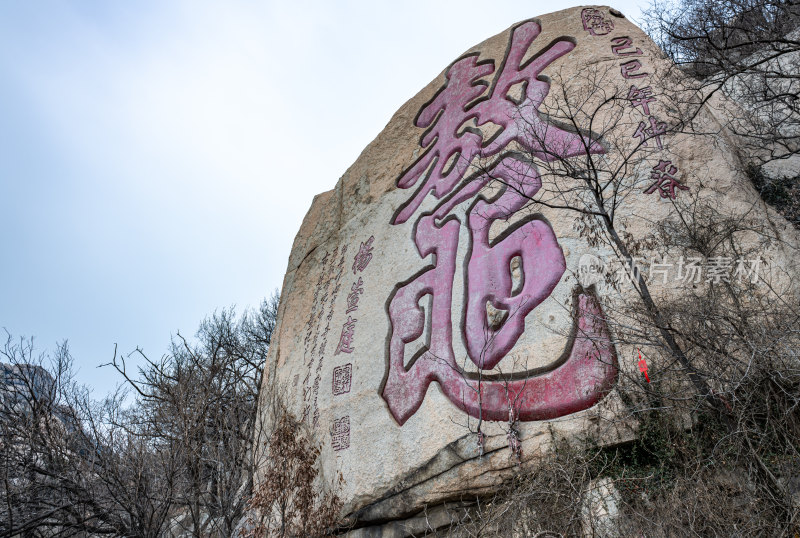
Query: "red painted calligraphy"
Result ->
[[633, 116, 667, 149], [611, 36, 643, 57], [384, 20, 618, 426], [345, 278, 363, 314], [393, 21, 602, 224], [627, 85, 656, 115], [335, 316, 357, 355], [644, 159, 689, 199], [352, 236, 374, 274], [620, 59, 648, 79], [581, 8, 615, 36]]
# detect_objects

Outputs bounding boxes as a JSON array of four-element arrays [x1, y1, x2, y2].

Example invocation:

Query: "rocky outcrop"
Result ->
[[255, 5, 800, 533]]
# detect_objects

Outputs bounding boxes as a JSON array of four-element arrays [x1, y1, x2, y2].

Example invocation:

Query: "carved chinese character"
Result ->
[[334, 316, 357, 355], [332, 363, 352, 396], [620, 59, 648, 79], [345, 277, 364, 314], [611, 36, 643, 57], [331, 416, 350, 451], [383, 20, 619, 427], [627, 85, 656, 115], [352, 237, 374, 274], [384, 157, 619, 425], [581, 7, 614, 36], [633, 116, 668, 149], [393, 21, 603, 224], [644, 159, 689, 199]]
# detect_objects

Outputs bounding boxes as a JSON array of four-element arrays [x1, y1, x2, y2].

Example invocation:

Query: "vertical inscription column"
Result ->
[[329, 235, 375, 451], [302, 248, 332, 422], [580, 8, 690, 199], [311, 246, 348, 427]]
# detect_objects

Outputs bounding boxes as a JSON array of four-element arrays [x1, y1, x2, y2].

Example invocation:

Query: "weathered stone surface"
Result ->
[[255, 5, 800, 531], [581, 477, 623, 537]]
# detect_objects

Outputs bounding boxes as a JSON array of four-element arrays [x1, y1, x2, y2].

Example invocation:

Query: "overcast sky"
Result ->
[[0, 0, 646, 395]]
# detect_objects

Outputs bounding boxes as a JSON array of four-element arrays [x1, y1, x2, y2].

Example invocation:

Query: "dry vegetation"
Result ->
[[3, 2, 800, 537]]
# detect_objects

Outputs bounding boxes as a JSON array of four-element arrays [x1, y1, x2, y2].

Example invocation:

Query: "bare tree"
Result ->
[[0, 291, 279, 537], [0, 333, 177, 537], [244, 385, 343, 538], [424, 37, 800, 535], [107, 292, 280, 538], [645, 0, 800, 223]]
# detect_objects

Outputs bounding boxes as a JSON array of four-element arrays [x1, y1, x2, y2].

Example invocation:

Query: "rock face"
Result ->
[[255, 5, 799, 532]]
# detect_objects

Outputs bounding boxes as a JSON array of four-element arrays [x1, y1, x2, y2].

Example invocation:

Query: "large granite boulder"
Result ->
[[255, 5, 800, 533]]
